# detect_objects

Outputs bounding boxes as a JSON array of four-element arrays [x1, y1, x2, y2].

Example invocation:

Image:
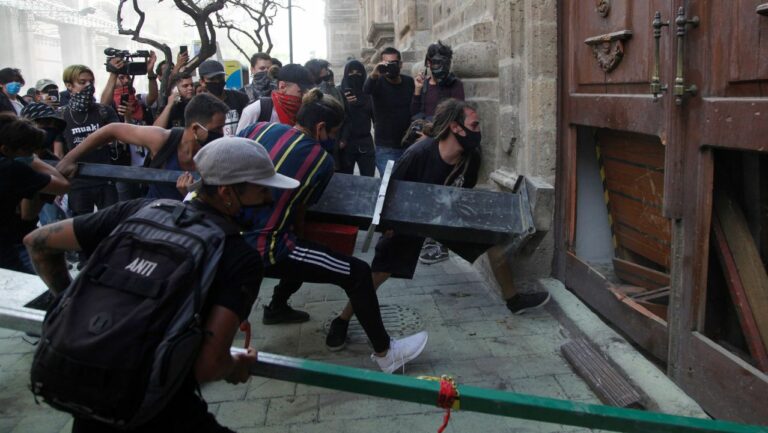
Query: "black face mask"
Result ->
[[456, 123, 482, 153], [205, 81, 225, 96], [346, 74, 364, 93], [203, 130, 223, 146], [42, 127, 59, 150], [196, 124, 224, 147], [232, 192, 273, 231]]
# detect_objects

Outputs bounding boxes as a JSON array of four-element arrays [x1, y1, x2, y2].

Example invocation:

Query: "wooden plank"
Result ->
[[702, 99, 768, 152], [613, 258, 670, 290], [675, 332, 768, 425], [596, 130, 666, 169], [603, 162, 665, 208], [568, 94, 664, 138], [632, 287, 671, 302], [561, 339, 644, 409], [565, 252, 669, 361], [635, 300, 668, 320], [614, 223, 670, 267], [714, 190, 768, 354], [609, 194, 670, 239], [711, 214, 768, 372]]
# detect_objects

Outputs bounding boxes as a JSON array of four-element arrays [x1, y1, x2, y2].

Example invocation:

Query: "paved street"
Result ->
[[1, 233, 616, 433]]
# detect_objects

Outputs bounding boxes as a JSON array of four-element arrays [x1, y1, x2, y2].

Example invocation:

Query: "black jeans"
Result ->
[[266, 240, 390, 352], [338, 137, 376, 177], [72, 383, 234, 433], [68, 183, 118, 216]]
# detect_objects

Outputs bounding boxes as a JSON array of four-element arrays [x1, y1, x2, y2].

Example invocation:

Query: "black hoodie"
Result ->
[[337, 60, 374, 142]]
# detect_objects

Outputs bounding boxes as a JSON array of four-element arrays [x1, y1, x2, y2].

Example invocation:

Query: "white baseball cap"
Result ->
[[193, 137, 299, 189]]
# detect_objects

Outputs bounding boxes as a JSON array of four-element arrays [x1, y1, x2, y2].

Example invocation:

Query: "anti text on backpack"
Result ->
[[30, 199, 236, 428]]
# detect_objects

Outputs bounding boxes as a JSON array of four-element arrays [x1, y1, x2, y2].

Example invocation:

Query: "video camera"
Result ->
[[377, 61, 400, 76], [104, 48, 151, 76]]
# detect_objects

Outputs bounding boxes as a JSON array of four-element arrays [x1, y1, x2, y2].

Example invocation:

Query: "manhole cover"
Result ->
[[323, 304, 424, 344]]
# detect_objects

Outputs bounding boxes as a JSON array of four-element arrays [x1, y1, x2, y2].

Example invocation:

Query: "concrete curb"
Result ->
[[538, 277, 710, 419]]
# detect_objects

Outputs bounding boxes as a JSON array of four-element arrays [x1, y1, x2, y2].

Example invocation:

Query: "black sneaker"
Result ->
[[262, 304, 310, 325], [326, 317, 349, 351], [506, 292, 551, 315], [419, 240, 449, 264]]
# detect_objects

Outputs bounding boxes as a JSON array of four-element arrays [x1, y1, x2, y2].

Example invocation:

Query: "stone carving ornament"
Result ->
[[584, 30, 632, 73], [597, 0, 610, 17]]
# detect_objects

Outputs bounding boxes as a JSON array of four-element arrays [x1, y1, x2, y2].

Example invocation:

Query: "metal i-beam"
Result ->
[[64, 162, 538, 262]]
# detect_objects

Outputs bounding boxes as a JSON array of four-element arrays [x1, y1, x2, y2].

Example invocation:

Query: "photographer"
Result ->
[[363, 47, 415, 176], [99, 50, 158, 110], [60, 64, 119, 221], [0, 114, 69, 273], [99, 52, 159, 200], [412, 41, 465, 120], [337, 60, 375, 176]]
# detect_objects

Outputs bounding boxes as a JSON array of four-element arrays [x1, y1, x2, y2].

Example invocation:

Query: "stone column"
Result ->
[[326, 0, 364, 67]]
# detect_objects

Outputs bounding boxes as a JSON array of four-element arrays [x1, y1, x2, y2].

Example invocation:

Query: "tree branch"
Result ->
[[171, 0, 226, 74]]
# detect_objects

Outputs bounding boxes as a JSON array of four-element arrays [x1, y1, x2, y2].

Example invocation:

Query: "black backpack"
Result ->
[[30, 200, 237, 428]]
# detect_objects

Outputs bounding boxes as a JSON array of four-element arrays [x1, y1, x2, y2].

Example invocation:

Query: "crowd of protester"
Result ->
[[1, 41, 551, 432]]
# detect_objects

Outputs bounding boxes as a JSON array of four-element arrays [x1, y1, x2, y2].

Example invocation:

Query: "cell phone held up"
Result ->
[[47, 89, 59, 103], [179, 45, 188, 56], [120, 93, 130, 106]]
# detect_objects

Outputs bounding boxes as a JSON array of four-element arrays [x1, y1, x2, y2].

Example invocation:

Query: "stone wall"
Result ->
[[326, 0, 558, 291]]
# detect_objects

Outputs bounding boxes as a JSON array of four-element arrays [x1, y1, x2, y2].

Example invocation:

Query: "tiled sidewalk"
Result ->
[[0, 234, 601, 433]]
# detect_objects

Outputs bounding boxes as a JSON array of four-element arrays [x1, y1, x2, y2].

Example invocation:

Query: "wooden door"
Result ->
[[557, 0, 768, 423], [556, 0, 675, 362], [666, 0, 768, 423]]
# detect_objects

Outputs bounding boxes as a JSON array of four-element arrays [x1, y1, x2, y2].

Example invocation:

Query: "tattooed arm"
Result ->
[[23, 221, 81, 294]]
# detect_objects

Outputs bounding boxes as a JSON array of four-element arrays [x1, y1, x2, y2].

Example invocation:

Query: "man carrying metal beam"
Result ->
[[329, 99, 551, 347], [56, 93, 228, 201], [23, 137, 298, 432], [238, 89, 428, 372]]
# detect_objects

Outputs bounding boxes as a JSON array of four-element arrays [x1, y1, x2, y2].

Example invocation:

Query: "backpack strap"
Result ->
[[150, 199, 240, 236], [143, 128, 184, 168], [257, 96, 274, 123]]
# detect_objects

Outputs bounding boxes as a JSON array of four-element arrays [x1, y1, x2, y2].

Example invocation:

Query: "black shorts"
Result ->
[[370, 233, 424, 279]]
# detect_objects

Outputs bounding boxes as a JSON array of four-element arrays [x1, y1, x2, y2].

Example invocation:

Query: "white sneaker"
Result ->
[[372, 331, 429, 374]]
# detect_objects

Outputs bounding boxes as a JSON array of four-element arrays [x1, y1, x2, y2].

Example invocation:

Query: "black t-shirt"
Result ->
[[61, 104, 120, 189], [0, 157, 51, 244], [391, 137, 480, 188], [363, 75, 415, 148], [72, 198, 263, 321], [222, 89, 250, 137], [165, 101, 187, 129]]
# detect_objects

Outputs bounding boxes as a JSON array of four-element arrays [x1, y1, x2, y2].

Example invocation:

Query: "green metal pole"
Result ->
[[251, 352, 768, 433]]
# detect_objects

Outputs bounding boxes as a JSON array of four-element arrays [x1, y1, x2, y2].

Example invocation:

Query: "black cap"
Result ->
[[198, 60, 226, 78], [276, 64, 314, 91], [20, 102, 66, 131]]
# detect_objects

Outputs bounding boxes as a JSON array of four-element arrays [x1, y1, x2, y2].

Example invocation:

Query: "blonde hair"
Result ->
[[62, 65, 94, 85]]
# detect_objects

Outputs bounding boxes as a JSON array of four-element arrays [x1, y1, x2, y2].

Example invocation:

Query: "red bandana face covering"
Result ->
[[272, 91, 302, 125], [113, 87, 144, 122]]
